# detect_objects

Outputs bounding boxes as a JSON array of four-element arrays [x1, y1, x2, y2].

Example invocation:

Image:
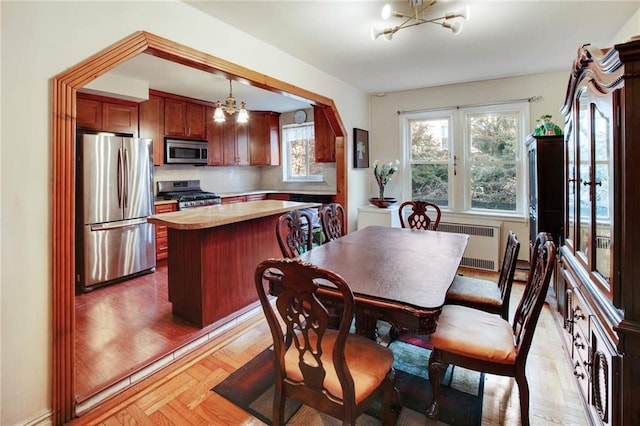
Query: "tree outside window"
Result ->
[[404, 102, 527, 215]]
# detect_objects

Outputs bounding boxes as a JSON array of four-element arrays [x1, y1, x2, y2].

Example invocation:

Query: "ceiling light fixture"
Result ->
[[371, 0, 469, 41], [214, 79, 249, 123]]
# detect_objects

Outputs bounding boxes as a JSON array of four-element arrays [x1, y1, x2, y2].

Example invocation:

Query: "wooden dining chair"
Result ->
[[398, 200, 442, 230], [276, 209, 314, 258], [320, 203, 346, 243], [426, 232, 556, 426], [255, 258, 397, 426], [445, 231, 521, 320]]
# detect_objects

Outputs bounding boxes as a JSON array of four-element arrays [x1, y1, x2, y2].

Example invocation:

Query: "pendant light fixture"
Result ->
[[371, 0, 469, 41], [213, 79, 249, 123]]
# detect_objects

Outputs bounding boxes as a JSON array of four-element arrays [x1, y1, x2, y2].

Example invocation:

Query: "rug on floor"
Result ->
[[212, 340, 483, 425]]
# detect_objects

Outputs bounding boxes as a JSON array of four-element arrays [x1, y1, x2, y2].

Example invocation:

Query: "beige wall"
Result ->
[[2, 1, 639, 424], [0, 2, 367, 424]]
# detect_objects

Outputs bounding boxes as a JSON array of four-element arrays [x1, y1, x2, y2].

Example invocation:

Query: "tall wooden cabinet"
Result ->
[[526, 134, 564, 246], [557, 40, 640, 426]]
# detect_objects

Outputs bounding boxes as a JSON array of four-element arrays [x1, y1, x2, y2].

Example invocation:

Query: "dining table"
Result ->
[[296, 225, 469, 339]]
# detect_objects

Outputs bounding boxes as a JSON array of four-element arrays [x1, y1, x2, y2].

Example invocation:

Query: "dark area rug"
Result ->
[[213, 340, 483, 425]]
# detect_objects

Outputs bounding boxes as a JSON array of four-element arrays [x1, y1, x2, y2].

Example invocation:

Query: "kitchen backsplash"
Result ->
[[153, 163, 337, 195]]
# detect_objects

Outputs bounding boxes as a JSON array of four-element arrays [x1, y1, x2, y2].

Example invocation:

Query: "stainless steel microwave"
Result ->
[[165, 139, 208, 164]]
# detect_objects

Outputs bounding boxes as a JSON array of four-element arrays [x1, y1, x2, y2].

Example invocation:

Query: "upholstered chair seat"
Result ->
[[285, 330, 394, 403], [429, 305, 517, 364], [445, 231, 520, 321]]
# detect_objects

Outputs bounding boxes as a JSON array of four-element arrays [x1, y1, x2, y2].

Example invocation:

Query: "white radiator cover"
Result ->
[[438, 221, 501, 271]]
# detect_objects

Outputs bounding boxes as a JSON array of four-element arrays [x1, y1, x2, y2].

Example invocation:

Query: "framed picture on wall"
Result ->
[[353, 128, 369, 169]]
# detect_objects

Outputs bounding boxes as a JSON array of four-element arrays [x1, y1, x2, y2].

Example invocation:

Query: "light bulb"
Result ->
[[381, 4, 391, 20]]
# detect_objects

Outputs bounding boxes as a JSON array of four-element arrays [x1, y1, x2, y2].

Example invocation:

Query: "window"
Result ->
[[282, 123, 324, 182], [402, 102, 528, 215]]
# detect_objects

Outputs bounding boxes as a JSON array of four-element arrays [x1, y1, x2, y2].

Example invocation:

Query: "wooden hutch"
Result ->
[[556, 39, 640, 425]]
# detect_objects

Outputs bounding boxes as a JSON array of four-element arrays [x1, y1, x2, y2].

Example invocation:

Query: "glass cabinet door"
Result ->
[[592, 98, 613, 285], [576, 91, 592, 262]]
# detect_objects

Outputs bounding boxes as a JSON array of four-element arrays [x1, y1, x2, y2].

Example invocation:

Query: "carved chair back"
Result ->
[[399, 201, 442, 230], [276, 209, 314, 258], [320, 203, 346, 243], [255, 258, 396, 425]]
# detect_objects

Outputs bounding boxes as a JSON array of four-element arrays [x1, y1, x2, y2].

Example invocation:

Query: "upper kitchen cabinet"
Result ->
[[222, 120, 249, 166], [139, 93, 165, 166], [164, 97, 206, 139], [249, 111, 280, 166], [313, 105, 336, 162], [77, 93, 138, 136], [206, 106, 224, 166]]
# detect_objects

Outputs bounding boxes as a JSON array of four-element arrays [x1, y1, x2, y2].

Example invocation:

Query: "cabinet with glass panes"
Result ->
[[558, 39, 640, 426]]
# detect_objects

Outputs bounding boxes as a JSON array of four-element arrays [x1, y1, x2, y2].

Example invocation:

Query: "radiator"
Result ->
[[438, 222, 501, 271]]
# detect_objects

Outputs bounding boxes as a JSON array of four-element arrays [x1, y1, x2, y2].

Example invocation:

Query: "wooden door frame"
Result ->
[[51, 31, 347, 424]]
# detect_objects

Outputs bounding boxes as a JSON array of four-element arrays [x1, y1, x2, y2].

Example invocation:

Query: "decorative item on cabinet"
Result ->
[[163, 97, 206, 139], [313, 105, 336, 162], [557, 39, 640, 426], [77, 93, 138, 136], [154, 203, 177, 260], [139, 93, 165, 166]]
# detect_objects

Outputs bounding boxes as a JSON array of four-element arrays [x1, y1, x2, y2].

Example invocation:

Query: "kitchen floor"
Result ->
[[74, 260, 211, 401]]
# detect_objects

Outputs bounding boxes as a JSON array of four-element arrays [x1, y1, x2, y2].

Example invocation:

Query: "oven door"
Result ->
[[165, 139, 208, 164]]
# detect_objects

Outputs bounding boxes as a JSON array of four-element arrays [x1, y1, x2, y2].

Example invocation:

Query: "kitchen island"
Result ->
[[147, 200, 320, 327]]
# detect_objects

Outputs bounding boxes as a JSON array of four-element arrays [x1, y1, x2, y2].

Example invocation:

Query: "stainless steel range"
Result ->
[[157, 180, 222, 210]]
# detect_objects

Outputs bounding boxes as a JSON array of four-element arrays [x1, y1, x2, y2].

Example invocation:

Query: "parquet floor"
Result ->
[[73, 266, 589, 425]]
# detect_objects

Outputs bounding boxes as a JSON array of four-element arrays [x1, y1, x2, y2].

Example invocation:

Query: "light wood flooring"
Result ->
[[73, 266, 589, 425]]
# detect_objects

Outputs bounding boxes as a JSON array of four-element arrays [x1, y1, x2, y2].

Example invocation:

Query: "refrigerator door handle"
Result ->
[[123, 148, 129, 209], [117, 148, 123, 208], [89, 218, 148, 231]]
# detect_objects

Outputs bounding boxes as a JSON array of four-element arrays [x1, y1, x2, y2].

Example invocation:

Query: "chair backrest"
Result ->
[[512, 232, 556, 365], [254, 258, 357, 413], [320, 203, 346, 243], [276, 209, 314, 258], [398, 201, 442, 230], [496, 231, 521, 318]]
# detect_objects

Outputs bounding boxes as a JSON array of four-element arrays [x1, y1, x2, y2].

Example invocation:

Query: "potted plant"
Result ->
[[370, 159, 399, 208]]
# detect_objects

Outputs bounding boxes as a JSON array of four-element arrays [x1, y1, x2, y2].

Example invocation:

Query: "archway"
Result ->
[[52, 30, 347, 423]]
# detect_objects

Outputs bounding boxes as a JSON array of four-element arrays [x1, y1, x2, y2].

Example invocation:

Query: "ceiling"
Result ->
[[108, 1, 639, 111]]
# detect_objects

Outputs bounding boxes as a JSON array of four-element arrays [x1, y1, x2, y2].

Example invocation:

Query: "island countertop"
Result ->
[[147, 199, 320, 230]]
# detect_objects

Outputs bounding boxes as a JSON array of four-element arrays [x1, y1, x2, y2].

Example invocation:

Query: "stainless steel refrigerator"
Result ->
[[77, 133, 156, 291]]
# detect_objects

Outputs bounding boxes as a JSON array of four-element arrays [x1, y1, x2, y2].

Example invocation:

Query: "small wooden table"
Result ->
[[298, 225, 469, 338]]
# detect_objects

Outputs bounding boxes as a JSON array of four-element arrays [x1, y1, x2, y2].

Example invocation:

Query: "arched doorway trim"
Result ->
[[52, 30, 347, 423]]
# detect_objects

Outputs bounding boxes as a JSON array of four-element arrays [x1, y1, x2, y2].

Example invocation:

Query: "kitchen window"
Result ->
[[402, 102, 528, 216], [282, 123, 324, 182]]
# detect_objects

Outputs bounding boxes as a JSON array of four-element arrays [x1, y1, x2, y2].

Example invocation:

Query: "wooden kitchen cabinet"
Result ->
[[245, 193, 267, 201], [266, 193, 290, 201], [77, 93, 138, 136], [164, 98, 206, 139], [249, 111, 280, 166], [154, 203, 177, 260], [139, 93, 165, 166], [313, 105, 336, 162], [221, 196, 246, 204], [222, 120, 249, 166], [206, 106, 224, 165]]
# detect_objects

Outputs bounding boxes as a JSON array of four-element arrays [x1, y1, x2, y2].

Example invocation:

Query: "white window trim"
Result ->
[[401, 102, 529, 218]]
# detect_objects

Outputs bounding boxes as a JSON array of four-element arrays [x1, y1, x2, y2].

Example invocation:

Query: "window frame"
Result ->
[[281, 122, 323, 182], [401, 101, 529, 218]]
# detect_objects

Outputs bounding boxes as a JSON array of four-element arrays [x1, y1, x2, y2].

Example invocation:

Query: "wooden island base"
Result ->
[[167, 215, 281, 327], [148, 200, 320, 327]]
